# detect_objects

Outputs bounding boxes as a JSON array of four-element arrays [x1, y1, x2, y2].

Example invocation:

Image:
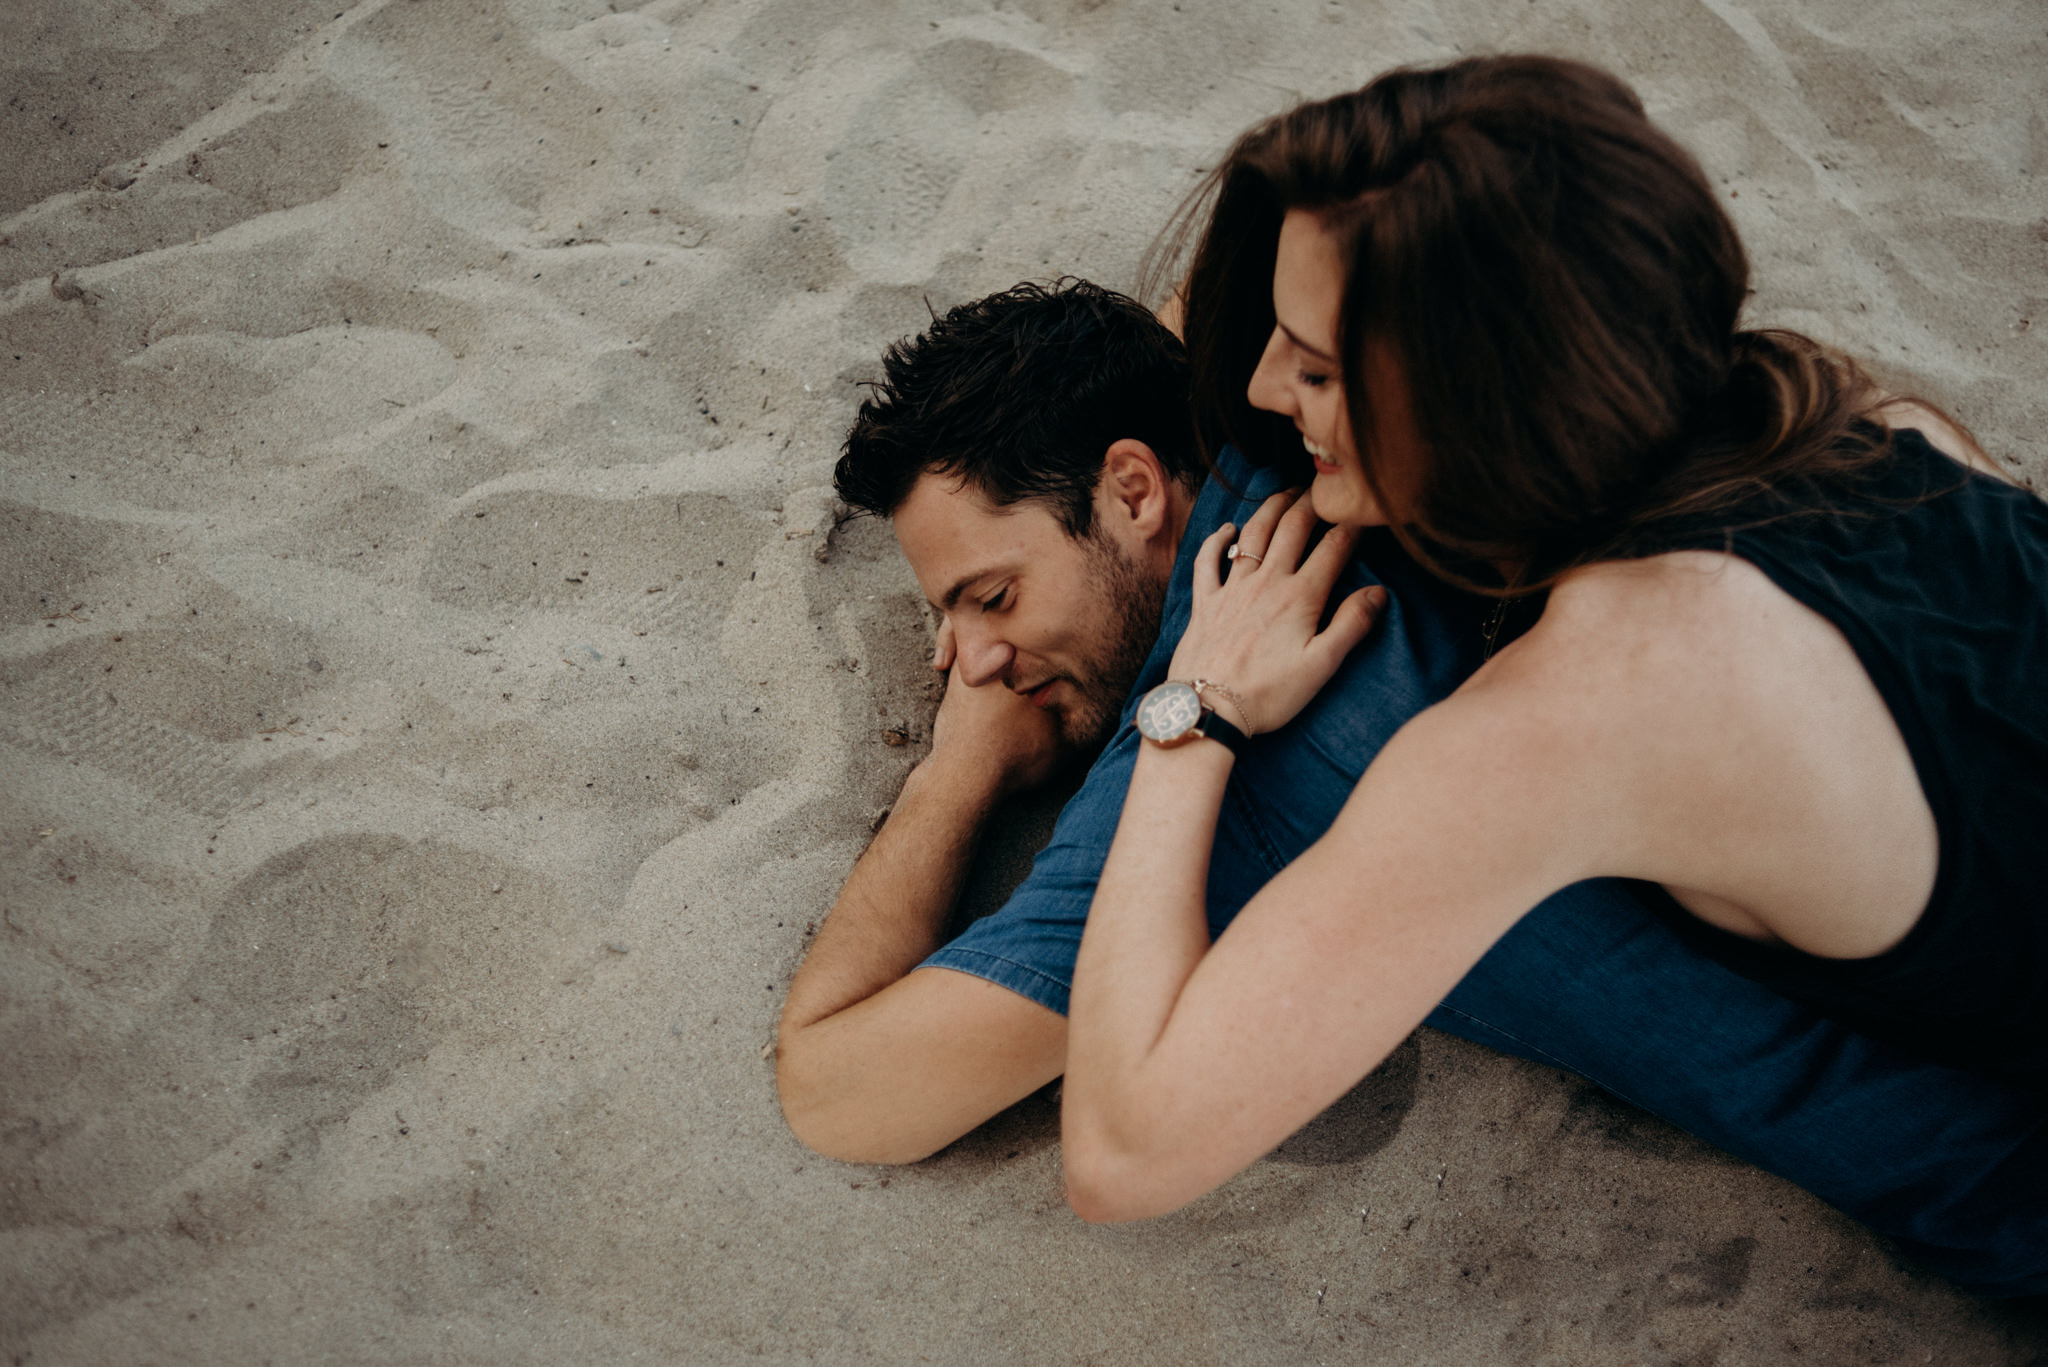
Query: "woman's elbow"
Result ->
[[1061, 1127, 1181, 1224], [1064, 1167, 1141, 1224]]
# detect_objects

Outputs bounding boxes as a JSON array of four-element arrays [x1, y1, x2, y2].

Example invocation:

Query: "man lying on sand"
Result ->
[[774, 280, 2046, 1296]]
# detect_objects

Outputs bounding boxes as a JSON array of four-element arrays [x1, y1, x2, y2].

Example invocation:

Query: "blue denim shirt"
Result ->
[[927, 446, 2047, 1296]]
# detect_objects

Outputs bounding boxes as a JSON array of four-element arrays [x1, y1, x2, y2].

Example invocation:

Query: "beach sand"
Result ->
[[3, 1, 2045, 1362]]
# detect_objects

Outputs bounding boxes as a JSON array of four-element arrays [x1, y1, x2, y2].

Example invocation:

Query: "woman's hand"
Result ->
[[1167, 490, 1387, 735]]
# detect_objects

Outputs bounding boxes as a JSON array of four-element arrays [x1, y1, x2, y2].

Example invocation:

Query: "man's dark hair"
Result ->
[[836, 279, 1201, 537]]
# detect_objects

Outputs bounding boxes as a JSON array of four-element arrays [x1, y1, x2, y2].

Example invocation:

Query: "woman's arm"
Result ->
[[1061, 490, 1408, 1218], [1063, 496, 1613, 1222], [1064, 672, 1592, 1220]]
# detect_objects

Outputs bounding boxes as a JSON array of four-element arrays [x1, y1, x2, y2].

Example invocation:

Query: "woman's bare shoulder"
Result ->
[[1466, 553, 1816, 781], [1422, 555, 1770, 795], [1349, 555, 1789, 913], [1497, 552, 1775, 692], [1478, 550, 1937, 956]]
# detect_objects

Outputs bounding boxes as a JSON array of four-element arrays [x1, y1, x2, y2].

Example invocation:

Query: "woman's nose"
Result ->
[[1246, 329, 1295, 416]]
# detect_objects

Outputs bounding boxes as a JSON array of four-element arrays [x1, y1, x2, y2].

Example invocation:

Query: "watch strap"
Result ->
[[1193, 708, 1248, 754]]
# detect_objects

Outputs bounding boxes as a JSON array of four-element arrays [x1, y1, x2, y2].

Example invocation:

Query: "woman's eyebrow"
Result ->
[[1278, 321, 1337, 364]]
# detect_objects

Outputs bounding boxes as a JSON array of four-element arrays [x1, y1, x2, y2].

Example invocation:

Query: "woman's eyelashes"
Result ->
[[979, 585, 1011, 612], [1296, 367, 1330, 389]]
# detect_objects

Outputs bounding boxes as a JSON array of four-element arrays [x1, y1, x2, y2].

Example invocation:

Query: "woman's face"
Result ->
[[1247, 208, 1416, 527]]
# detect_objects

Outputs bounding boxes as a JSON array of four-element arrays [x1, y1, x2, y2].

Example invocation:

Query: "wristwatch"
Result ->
[[1134, 680, 1248, 753]]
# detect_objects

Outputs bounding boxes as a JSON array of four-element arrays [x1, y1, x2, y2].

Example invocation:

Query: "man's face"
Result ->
[[893, 472, 1167, 752]]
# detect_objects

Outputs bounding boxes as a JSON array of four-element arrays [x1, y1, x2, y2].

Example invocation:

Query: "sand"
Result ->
[[2, 0, 2045, 1362]]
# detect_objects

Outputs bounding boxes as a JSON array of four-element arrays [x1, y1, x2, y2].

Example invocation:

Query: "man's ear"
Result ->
[[1097, 439, 1172, 544]]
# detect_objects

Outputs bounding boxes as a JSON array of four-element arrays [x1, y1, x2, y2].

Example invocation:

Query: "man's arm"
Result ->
[[775, 664, 1072, 1164]]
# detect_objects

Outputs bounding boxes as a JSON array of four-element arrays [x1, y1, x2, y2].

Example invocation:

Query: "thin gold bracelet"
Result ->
[[1191, 679, 1257, 737]]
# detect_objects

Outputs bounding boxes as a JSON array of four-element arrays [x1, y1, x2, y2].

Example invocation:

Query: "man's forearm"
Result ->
[[779, 757, 1000, 1034], [776, 658, 1076, 1163], [776, 753, 1040, 1161]]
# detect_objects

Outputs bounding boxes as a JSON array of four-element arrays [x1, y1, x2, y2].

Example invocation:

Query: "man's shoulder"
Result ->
[[1192, 445, 1281, 530]]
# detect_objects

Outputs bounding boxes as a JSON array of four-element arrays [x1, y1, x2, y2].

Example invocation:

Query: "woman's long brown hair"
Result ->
[[1152, 56, 1914, 593]]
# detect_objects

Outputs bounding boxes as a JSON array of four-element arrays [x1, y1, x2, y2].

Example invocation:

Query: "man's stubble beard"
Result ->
[[1053, 528, 1169, 753]]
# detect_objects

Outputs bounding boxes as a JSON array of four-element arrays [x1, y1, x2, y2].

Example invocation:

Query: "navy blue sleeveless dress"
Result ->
[[1627, 428, 2048, 1088]]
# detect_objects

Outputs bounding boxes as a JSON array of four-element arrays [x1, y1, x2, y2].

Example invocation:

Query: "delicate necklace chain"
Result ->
[[1482, 567, 1526, 660], [1481, 596, 1513, 660]]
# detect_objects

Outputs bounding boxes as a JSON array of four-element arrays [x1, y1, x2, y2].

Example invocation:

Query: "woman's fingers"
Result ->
[[1231, 490, 1299, 563], [1260, 488, 1324, 571], [932, 616, 956, 672], [1194, 521, 1238, 595], [1308, 584, 1388, 674], [1222, 493, 1362, 626], [1297, 519, 1362, 599], [1172, 481, 1398, 739]]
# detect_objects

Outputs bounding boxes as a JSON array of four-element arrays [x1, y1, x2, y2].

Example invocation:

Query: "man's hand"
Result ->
[[928, 657, 1069, 800]]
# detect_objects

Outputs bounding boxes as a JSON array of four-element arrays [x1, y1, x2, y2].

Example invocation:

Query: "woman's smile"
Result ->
[[1303, 433, 1341, 475]]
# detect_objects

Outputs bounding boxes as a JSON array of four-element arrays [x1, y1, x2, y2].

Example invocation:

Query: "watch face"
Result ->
[[1136, 681, 1204, 744]]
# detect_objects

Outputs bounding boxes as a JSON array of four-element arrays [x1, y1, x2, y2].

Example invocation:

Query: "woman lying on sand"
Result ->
[[1061, 55, 2048, 1222]]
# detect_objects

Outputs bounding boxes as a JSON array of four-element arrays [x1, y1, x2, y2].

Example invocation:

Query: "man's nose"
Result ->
[[952, 626, 1014, 689]]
